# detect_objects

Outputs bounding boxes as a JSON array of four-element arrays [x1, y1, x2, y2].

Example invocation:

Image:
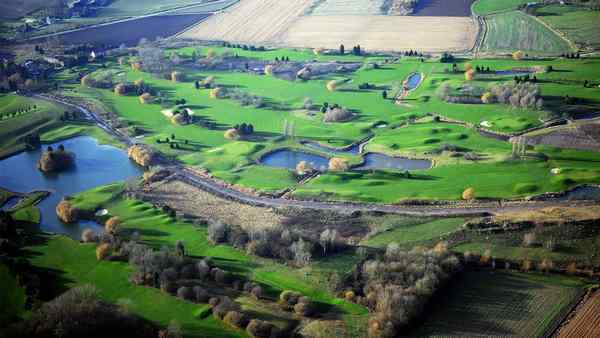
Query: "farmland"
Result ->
[[481, 11, 573, 54], [180, 0, 478, 52], [410, 271, 586, 337], [535, 5, 600, 52], [558, 291, 600, 338]]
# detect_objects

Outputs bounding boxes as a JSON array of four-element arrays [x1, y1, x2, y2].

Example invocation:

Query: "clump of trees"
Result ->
[[347, 244, 461, 338], [279, 290, 315, 316], [323, 105, 353, 122], [233, 123, 255, 136], [328, 157, 349, 171], [3, 285, 158, 338], [488, 82, 543, 109], [228, 89, 265, 108]]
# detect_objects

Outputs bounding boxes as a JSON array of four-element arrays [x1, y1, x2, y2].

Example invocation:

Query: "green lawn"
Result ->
[[536, 5, 600, 52], [482, 11, 573, 54], [410, 271, 586, 337]]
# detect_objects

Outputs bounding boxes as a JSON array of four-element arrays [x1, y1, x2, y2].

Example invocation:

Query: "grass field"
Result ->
[[536, 5, 600, 52], [472, 0, 532, 16], [482, 10, 573, 54], [361, 217, 465, 248], [410, 271, 586, 337], [21, 183, 368, 337], [46, 45, 600, 202]]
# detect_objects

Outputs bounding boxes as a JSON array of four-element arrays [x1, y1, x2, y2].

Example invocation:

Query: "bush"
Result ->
[[296, 160, 313, 175], [105, 216, 121, 234], [462, 187, 475, 201], [139, 93, 153, 104], [171, 71, 184, 82], [224, 128, 239, 140], [246, 319, 276, 338], [481, 92, 493, 104], [464, 69, 475, 81], [323, 106, 352, 122], [293, 297, 314, 316], [56, 199, 79, 223], [264, 65, 274, 75], [512, 50, 524, 60], [224, 311, 248, 329], [326, 80, 337, 92], [96, 243, 111, 261], [177, 286, 194, 301], [329, 157, 349, 171], [81, 228, 97, 243], [209, 87, 224, 99]]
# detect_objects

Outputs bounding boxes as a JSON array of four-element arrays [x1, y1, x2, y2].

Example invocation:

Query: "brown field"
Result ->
[[179, 0, 477, 52], [558, 292, 600, 338], [282, 15, 476, 52], [179, 0, 313, 44]]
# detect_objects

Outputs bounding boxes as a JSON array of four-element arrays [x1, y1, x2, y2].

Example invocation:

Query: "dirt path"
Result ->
[[32, 94, 600, 217]]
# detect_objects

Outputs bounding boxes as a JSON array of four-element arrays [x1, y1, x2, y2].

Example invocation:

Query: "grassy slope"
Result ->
[[362, 218, 465, 248], [25, 184, 367, 337], [472, 0, 532, 15], [482, 10, 573, 54], [410, 271, 586, 337], [536, 5, 600, 51]]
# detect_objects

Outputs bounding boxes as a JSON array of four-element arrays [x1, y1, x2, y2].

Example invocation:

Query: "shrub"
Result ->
[[250, 286, 263, 300], [462, 187, 475, 201], [329, 157, 349, 171], [481, 92, 493, 104], [193, 286, 209, 303], [176, 286, 194, 301], [171, 71, 183, 82], [246, 319, 276, 338], [224, 311, 248, 329], [523, 232, 537, 247], [264, 65, 274, 75], [96, 243, 111, 261], [326, 80, 337, 92], [209, 87, 224, 99], [81, 228, 97, 243], [139, 93, 153, 104], [512, 50, 524, 60], [464, 69, 475, 81], [323, 106, 352, 122], [296, 160, 313, 175], [56, 200, 78, 223], [105, 216, 121, 234], [224, 128, 239, 140]]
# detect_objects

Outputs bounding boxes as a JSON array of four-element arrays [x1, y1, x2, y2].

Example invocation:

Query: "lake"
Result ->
[[0, 136, 142, 238]]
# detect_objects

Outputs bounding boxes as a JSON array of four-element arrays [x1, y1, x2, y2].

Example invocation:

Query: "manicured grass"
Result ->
[[410, 271, 586, 337], [362, 218, 465, 248], [50, 48, 600, 202], [482, 11, 573, 54], [472, 0, 533, 16], [536, 5, 600, 51]]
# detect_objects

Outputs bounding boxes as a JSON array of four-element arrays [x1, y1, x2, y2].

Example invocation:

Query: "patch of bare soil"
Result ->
[[526, 121, 600, 151], [137, 178, 283, 231], [494, 206, 600, 224]]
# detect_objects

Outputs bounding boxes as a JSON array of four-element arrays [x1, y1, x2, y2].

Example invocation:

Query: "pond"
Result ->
[[406, 73, 422, 90], [354, 153, 432, 171], [495, 69, 535, 76], [260, 149, 329, 171], [0, 136, 142, 238]]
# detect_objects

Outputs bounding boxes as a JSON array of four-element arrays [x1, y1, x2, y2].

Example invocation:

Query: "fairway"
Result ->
[[411, 271, 585, 337]]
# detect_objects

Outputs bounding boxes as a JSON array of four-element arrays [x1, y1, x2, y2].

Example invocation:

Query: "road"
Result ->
[[33, 94, 599, 217]]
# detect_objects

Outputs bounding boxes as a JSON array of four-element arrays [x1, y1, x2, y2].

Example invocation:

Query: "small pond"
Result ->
[[0, 136, 142, 238], [495, 69, 535, 76], [354, 153, 432, 171], [260, 149, 329, 171], [406, 73, 422, 90]]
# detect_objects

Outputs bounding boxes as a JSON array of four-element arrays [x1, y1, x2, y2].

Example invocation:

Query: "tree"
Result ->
[[340, 44, 345, 55], [329, 157, 349, 171], [464, 69, 475, 81], [382, 90, 387, 99], [291, 238, 312, 266], [208, 221, 228, 243], [481, 92, 493, 104], [462, 187, 475, 201], [96, 243, 111, 261], [320, 229, 340, 254], [512, 50, 524, 60], [326, 80, 337, 92], [176, 240, 185, 257]]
